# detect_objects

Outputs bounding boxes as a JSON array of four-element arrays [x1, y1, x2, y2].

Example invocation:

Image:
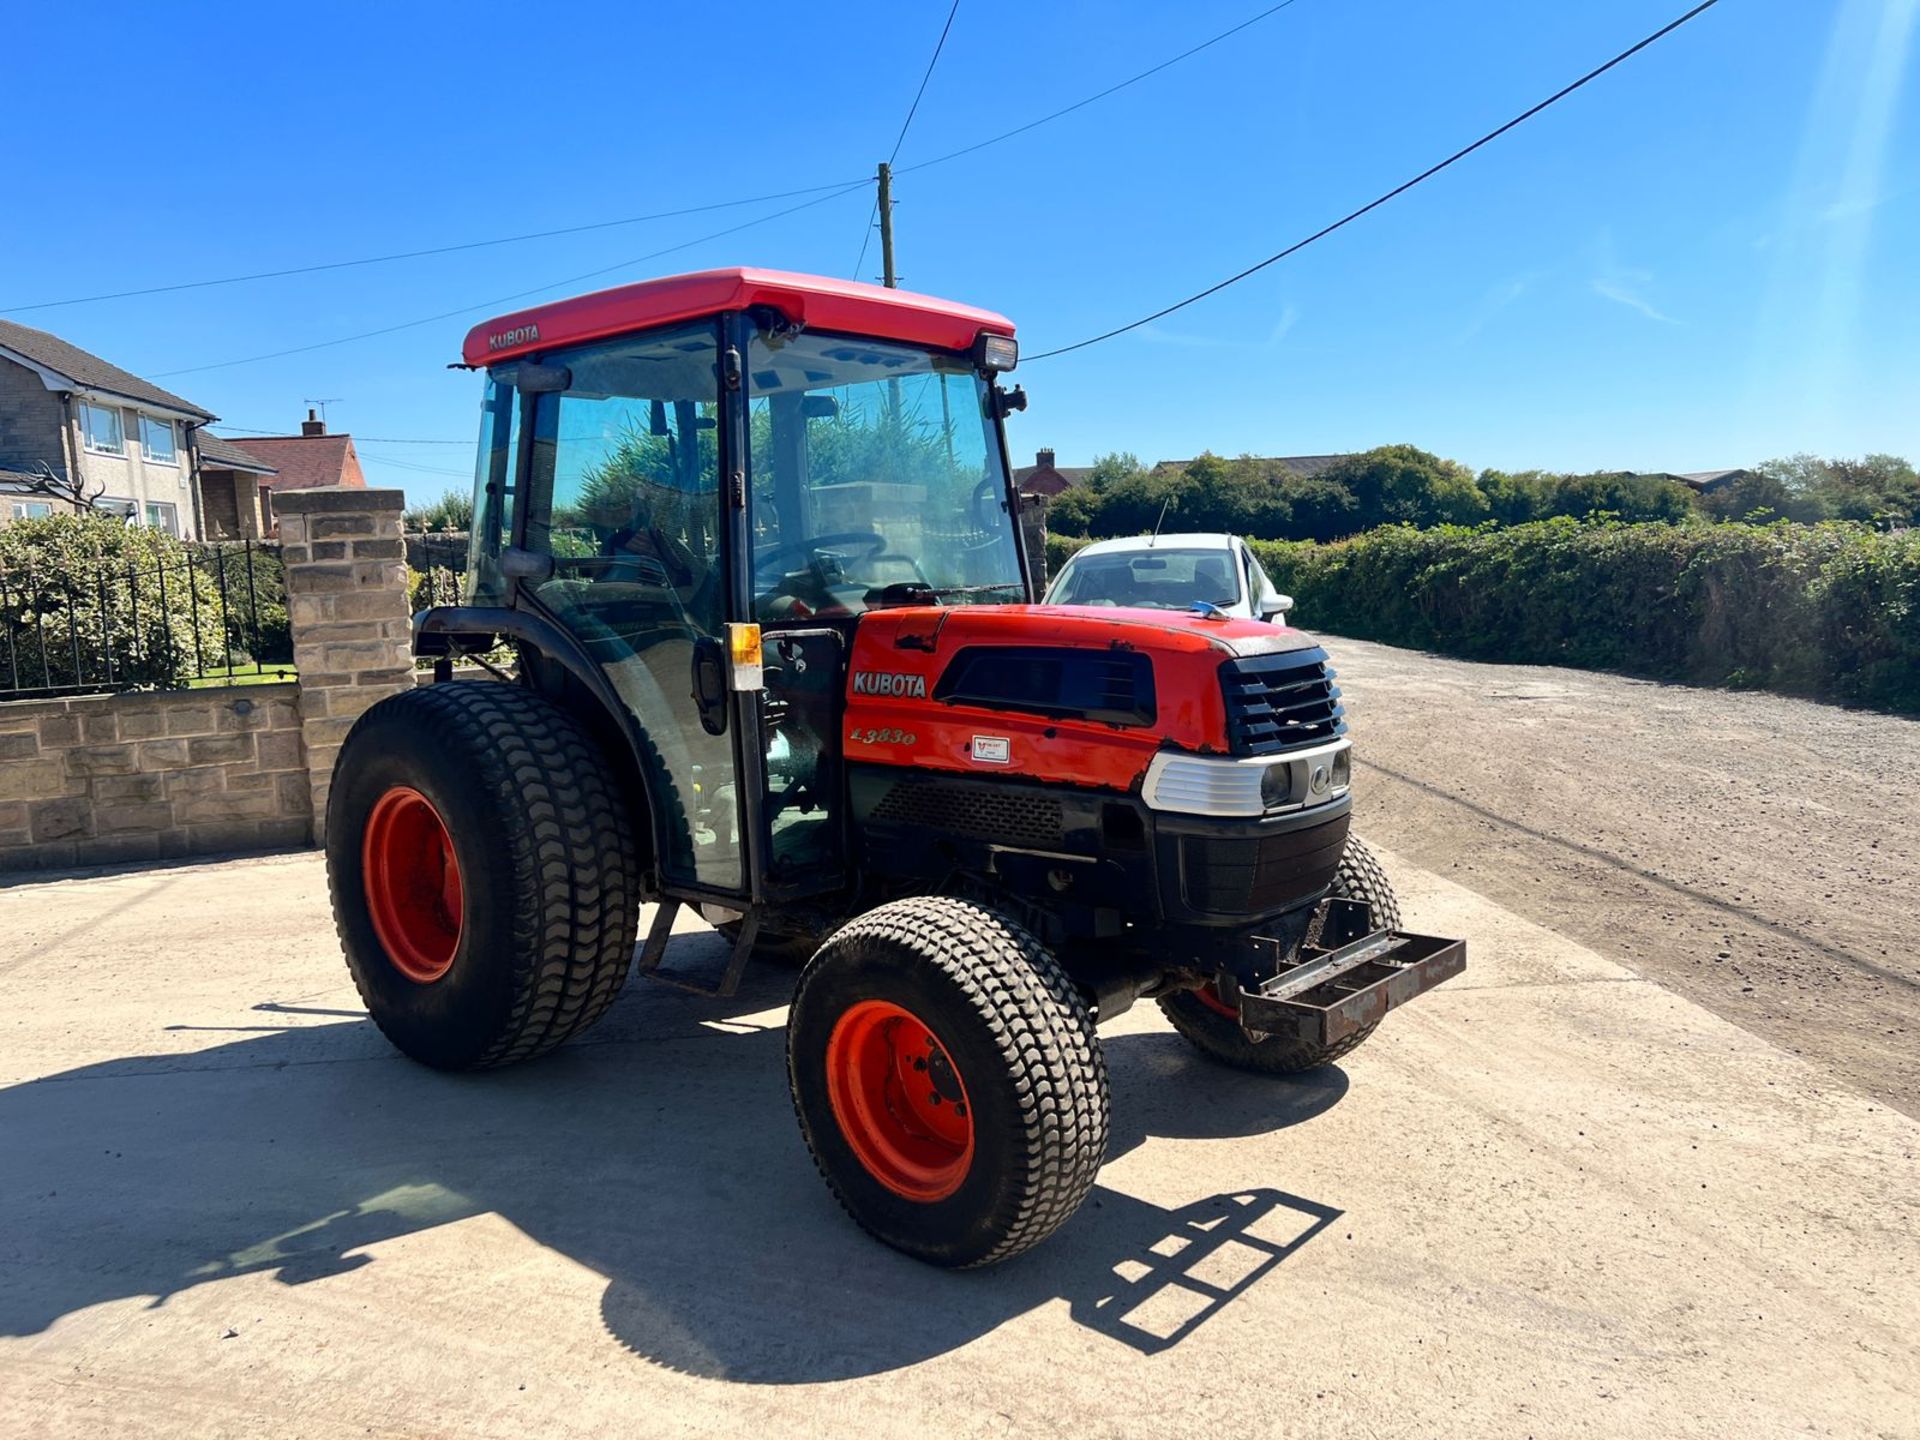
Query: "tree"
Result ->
[[1317, 445, 1488, 534], [1085, 451, 1145, 490], [403, 488, 476, 532], [1747, 453, 1920, 527]]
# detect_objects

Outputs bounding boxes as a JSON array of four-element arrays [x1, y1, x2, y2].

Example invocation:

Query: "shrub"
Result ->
[[1250, 519, 1920, 714], [404, 488, 475, 532], [1044, 532, 1092, 582], [0, 513, 230, 692]]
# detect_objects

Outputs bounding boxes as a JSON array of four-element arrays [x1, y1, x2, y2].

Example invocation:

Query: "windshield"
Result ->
[[745, 322, 1024, 619], [1050, 547, 1243, 610]]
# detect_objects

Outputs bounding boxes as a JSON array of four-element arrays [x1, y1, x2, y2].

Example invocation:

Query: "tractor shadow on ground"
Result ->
[[0, 937, 1347, 1384]]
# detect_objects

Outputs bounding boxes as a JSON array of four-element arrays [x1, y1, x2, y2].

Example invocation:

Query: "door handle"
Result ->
[[691, 636, 729, 736]]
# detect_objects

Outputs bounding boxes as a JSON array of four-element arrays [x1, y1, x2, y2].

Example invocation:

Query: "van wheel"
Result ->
[[327, 683, 640, 1070], [787, 897, 1109, 1267]]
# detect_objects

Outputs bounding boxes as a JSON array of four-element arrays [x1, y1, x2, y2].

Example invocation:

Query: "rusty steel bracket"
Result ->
[[1235, 927, 1466, 1048]]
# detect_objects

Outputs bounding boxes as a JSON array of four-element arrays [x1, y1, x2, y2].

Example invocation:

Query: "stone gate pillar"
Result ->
[[277, 488, 414, 843]]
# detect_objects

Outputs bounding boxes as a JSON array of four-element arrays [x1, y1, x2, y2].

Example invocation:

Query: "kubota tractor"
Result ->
[[328, 268, 1464, 1268]]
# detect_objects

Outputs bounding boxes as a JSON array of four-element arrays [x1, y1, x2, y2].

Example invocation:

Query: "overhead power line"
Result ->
[[5, 2, 1310, 323], [854, 0, 963, 281], [216, 426, 468, 444], [1027, 0, 1725, 362], [0, 181, 866, 315], [896, 0, 1305, 179], [358, 454, 472, 478], [149, 181, 871, 378]]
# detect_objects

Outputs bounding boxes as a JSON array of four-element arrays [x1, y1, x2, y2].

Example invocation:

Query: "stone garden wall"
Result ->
[[0, 487, 417, 874]]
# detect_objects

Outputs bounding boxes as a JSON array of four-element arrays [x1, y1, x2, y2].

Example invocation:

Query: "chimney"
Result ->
[[1036, 448, 1056, 470], [301, 408, 326, 437]]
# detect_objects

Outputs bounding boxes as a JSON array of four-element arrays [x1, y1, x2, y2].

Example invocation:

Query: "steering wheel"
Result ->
[[754, 531, 889, 575], [972, 477, 1009, 535]]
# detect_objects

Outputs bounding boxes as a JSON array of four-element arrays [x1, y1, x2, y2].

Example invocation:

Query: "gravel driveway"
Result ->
[[1330, 638, 1920, 1115]]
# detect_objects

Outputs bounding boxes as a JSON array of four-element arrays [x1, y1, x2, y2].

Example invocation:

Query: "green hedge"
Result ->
[[1043, 532, 1092, 581], [1247, 519, 1920, 713]]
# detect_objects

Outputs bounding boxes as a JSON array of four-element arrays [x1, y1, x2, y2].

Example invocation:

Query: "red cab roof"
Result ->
[[462, 267, 1014, 367]]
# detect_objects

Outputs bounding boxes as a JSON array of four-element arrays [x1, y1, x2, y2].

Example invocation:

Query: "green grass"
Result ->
[[186, 667, 297, 689]]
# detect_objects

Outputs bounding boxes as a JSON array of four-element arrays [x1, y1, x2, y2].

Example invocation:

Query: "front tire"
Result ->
[[788, 897, 1110, 1267], [326, 683, 641, 1070], [1158, 835, 1400, 1075]]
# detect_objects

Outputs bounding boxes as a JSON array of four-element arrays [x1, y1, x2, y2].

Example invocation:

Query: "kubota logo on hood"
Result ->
[[851, 670, 928, 698]]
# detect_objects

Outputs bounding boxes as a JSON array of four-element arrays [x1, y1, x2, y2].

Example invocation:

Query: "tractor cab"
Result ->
[[438, 269, 1030, 904]]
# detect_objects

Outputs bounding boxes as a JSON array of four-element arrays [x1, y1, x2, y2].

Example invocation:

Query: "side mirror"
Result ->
[[1259, 594, 1295, 623]]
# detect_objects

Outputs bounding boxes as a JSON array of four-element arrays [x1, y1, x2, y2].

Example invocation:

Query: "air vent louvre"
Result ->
[[1220, 648, 1346, 754]]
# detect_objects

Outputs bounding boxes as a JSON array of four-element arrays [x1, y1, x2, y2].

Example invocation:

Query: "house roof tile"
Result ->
[[0, 318, 215, 420], [224, 434, 367, 491], [195, 431, 278, 475]]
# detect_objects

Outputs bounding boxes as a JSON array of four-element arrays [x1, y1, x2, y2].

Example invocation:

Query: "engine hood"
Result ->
[[858, 603, 1325, 661], [841, 604, 1334, 793]]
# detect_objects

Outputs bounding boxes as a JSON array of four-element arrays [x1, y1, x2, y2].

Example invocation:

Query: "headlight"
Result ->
[[975, 333, 1019, 372], [1141, 739, 1352, 817], [1260, 763, 1292, 809]]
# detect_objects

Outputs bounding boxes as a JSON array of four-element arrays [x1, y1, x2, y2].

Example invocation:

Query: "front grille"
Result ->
[[1220, 648, 1345, 755], [870, 779, 1065, 849], [1180, 813, 1350, 916]]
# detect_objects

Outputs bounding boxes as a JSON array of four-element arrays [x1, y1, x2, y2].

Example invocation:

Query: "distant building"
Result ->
[[1013, 448, 1095, 497], [0, 317, 219, 537], [194, 432, 279, 541], [1671, 469, 1754, 494], [215, 410, 368, 535]]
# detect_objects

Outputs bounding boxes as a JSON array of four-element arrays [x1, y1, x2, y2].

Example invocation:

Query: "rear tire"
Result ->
[[788, 896, 1110, 1267], [1158, 835, 1399, 1075], [326, 682, 641, 1070]]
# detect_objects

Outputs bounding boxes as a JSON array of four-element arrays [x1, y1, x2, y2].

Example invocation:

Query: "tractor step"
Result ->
[[1234, 923, 1465, 1048], [633, 900, 756, 999]]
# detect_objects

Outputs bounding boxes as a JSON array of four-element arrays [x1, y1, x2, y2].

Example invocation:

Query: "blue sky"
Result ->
[[3, 0, 1914, 503]]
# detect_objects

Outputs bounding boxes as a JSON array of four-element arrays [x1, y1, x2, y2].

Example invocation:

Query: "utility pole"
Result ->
[[876, 162, 897, 289]]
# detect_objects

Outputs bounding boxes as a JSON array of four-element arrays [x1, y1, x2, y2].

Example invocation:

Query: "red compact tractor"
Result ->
[[328, 268, 1463, 1267]]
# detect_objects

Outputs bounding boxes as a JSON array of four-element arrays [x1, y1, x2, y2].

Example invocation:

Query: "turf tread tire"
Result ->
[[1158, 835, 1398, 1075], [788, 896, 1110, 1268], [326, 682, 640, 1070]]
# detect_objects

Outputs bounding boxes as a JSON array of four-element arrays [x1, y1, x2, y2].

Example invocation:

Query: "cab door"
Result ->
[[514, 321, 747, 895]]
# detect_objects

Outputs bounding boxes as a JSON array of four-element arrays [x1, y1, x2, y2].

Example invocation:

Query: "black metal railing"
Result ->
[[406, 531, 469, 612], [0, 540, 292, 701]]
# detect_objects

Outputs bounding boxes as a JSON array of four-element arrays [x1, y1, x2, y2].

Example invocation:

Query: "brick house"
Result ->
[[1012, 448, 1093, 497], [0, 317, 224, 538], [216, 410, 367, 535], [194, 431, 280, 541]]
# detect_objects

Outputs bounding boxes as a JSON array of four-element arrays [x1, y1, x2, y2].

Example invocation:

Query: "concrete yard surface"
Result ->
[[1, 849, 1915, 1438]]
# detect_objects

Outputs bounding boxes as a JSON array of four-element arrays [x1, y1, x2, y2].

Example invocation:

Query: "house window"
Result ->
[[80, 402, 124, 454], [144, 501, 179, 536], [8, 501, 54, 521], [140, 415, 178, 464], [97, 497, 138, 520]]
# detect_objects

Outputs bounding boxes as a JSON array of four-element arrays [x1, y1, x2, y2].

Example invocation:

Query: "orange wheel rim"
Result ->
[[362, 786, 463, 984], [824, 1000, 974, 1202], [1194, 984, 1239, 1019]]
